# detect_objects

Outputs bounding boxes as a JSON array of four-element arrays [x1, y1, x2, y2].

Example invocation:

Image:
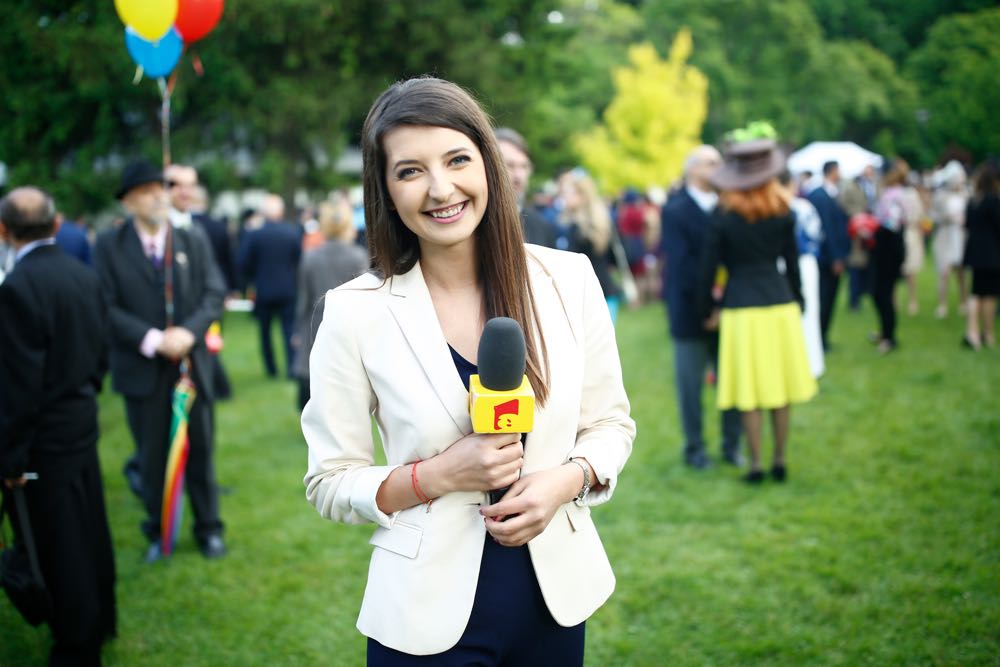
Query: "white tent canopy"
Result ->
[[787, 141, 883, 180]]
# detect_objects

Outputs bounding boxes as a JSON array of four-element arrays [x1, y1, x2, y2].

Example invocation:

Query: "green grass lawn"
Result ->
[[2, 265, 998, 666]]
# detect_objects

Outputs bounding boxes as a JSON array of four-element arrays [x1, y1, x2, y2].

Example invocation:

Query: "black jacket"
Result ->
[[661, 189, 712, 339], [94, 221, 225, 400], [0, 244, 108, 478], [964, 193, 1000, 270], [699, 210, 802, 320], [238, 220, 302, 303]]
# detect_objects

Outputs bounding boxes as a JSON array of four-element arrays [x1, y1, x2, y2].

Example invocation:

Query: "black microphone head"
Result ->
[[477, 317, 526, 391]]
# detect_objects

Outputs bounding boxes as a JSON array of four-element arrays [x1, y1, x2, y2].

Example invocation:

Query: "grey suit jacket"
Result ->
[[292, 239, 369, 379]]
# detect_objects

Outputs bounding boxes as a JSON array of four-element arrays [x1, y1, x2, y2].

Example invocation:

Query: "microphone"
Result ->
[[470, 317, 535, 434]]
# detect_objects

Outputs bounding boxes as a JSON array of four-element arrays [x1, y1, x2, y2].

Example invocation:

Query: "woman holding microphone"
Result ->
[[302, 77, 635, 665]]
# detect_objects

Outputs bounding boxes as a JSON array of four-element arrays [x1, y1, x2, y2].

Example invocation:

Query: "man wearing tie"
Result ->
[[94, 161, 227, 562]]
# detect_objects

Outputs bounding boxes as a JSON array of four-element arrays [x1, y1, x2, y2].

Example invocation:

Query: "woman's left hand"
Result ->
[[479, 464, 582, 547]]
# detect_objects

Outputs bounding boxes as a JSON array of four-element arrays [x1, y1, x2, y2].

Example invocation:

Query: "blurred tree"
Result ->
[[640, 0, 920, 161], [574, 32, 707, 194], [906, 7, 1000, 163]]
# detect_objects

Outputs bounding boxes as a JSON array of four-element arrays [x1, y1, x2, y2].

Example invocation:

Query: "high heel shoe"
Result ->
[[961, 336, 981, 351], [744, 470, 765, 485], [770, 465, 787, 482]]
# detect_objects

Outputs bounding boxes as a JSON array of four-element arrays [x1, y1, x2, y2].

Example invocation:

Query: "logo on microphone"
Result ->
[[469, 376, 534, 433], [493, 399, 519, 430]]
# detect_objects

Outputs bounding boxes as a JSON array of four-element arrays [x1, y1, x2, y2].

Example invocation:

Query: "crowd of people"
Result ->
[[1, 78, 998, 662]]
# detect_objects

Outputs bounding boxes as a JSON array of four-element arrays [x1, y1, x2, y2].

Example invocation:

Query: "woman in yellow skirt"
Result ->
[[699, 137, 818, 483]]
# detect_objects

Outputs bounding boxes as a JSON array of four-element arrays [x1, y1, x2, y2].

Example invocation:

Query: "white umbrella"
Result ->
[[787, 141, 883, 180]]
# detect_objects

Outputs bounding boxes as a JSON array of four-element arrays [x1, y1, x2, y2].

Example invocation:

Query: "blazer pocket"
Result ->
[[369, 520, 423, 559]]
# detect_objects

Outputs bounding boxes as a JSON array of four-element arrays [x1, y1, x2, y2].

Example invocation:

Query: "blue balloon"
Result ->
[[124, 26, 183, 79]]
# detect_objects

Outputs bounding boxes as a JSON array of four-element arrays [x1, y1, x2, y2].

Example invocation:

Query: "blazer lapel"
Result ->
[[169, 226, 191, 319], [386, 261, 472, 434], [122, 221, 157, 284]]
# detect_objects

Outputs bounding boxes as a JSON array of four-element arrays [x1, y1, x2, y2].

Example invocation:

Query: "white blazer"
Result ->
[[302, 244, 635, 655]]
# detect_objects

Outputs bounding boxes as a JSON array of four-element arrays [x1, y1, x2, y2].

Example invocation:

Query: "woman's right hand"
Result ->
[[423, 432, 524, 496]]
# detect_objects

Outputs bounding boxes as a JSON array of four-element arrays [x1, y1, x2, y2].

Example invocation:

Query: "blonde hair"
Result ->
[[317, 197, 354, 241], [560, 170, 612, 253]]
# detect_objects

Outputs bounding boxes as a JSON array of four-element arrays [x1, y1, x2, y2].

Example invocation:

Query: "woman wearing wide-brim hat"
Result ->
[[698, 137, 818, 483]]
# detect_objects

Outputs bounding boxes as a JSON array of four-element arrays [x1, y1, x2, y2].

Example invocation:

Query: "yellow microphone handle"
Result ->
[[469, 375, 535, 433]]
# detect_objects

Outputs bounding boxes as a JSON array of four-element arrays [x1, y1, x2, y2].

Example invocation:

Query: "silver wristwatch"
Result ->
[[569, 457, 591, 505]]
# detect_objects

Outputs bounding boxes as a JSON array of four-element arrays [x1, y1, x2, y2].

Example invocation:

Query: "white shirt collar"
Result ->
[[15, 238, 57, 264], [686, 185, 719, 214], [169, 208, 193, 229], [824, 181, 839, 198]]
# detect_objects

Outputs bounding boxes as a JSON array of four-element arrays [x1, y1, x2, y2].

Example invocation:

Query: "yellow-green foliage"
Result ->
[[574, 30, 708, 195]]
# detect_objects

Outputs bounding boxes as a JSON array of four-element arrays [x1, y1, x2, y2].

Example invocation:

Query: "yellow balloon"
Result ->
[[114, 0, 179, 42]]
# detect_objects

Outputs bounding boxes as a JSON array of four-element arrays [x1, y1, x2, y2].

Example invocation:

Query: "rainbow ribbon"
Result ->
[[161, 374, 197, 557]]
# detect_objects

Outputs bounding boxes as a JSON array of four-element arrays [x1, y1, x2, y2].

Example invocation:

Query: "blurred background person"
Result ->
[[558, 168, 623, 321], [838, 167, 876, 312], [899, 169, 928, 316], [930, 160, 970, 319], [661, 145, 742, 469], [700, 137, 817, 483], [0, 187, 116, 665], [166, 163, 234, 400], [808, 160, 850, 351], [781, 171, 825, 377], [53, 212, 92, 266], [870, 160, 911, 355], [292, 196, 368, 409], [495, 127, 557, 248], [238, 193, 302, 378], [962, 159, 1000, 350]]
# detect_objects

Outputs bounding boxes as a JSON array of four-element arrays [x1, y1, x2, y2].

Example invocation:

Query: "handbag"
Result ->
[[0, 485, 52, 626]]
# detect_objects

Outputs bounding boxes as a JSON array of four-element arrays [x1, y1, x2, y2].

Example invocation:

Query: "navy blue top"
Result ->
[[449, 345, 477, 392]]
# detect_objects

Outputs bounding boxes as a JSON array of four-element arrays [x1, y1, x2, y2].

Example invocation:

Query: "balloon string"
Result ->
[[159, 78, 172, 170], [133, 66, 144, 85]]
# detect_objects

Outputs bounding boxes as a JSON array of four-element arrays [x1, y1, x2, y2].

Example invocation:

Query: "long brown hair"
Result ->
[[361, 77, 549, 404], [719, 179, 790, 222]]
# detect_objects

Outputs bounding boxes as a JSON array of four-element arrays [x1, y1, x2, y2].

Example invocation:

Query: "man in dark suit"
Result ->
[[808, 160, 850, 349], [94, 161, 227, 562], [0, 187, 116, 664], [165, 164, 233, 399], [495, 127, 557, 248], [660, 146, 742, 469], [239, 193, 302, 378]]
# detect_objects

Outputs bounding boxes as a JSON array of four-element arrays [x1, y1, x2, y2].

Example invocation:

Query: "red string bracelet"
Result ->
[[410, 460, 432, 506]]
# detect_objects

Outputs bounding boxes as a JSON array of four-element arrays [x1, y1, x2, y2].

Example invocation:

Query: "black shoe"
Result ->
[[198, 534, 227, 559], [744, 470, 765, 484], [961, 336, 980, 351], [771, 465, 787, 482], [144, 542, 163, 564]]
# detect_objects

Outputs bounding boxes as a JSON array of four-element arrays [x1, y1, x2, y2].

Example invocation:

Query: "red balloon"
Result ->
[[174, 0, 223, 43]]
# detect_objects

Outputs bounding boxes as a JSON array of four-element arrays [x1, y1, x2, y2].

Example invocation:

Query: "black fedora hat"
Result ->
[[116, 160, 163, 200], [709, 138, 786, 191]]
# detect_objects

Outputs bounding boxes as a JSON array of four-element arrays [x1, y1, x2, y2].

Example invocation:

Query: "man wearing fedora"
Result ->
[[660, 145, 743, 469], [94, 161, 227, 562]]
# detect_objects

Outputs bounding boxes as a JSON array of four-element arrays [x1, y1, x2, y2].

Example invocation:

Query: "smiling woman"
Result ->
[[302, 77, 635, 666], [383, 126, 488, 259]]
